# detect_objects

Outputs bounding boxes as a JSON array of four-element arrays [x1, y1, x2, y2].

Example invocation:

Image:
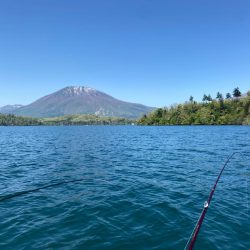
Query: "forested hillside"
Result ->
[[138, 88, 250, 125]]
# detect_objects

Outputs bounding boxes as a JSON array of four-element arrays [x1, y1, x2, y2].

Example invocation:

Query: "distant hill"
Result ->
[[12, 86, 155, 118], [0, 104, 23, 114]]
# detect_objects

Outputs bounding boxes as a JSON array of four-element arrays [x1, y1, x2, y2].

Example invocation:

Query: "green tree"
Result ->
[[233, 87, 241, 97], [207, 94, 212, 102], [202, 94, 208, 102], [216, 92, 223, 100], [226, 93, 231, 99], [189, 96, 194, 102], [155, 108, 164, 120]]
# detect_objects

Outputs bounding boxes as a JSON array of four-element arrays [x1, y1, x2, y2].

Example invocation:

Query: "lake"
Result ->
[[0, 126, 249, 250]]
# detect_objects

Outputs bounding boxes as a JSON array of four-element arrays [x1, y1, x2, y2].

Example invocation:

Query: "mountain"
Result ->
[[13, 86, 155, 118], [0, 104, 24, 114]]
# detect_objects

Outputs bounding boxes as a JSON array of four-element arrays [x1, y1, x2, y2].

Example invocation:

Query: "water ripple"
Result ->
[[0, 126, 249, 250]]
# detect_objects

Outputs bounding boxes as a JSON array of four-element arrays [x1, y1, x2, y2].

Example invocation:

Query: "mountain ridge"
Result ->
[[0, 104, 24, 114]]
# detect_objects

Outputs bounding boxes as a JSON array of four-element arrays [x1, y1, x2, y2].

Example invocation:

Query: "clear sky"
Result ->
[[0, 0, 249, 107]]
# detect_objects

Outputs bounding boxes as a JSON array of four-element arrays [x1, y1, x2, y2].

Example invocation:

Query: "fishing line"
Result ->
[[184, 152, 242, 250], [0, 178, 87, 202]]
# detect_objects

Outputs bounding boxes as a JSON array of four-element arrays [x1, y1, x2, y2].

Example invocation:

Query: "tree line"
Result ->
[[200, 87, 241, 102], [138, 88, 250, 125], [0, 114, 133, 126], [42, 114, 133, 125], [0, 114, 42, 126]]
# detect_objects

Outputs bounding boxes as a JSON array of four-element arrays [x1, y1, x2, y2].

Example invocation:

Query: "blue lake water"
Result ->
[[0, 126, 249, 250]]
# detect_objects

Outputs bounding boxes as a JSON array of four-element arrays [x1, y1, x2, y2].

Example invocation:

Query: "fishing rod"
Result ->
[[0, 178, 88, 202], [184, 152, 238, 250]]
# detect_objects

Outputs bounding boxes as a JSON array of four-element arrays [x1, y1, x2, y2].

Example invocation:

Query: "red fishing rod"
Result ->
[[184, 152, 237, 250]]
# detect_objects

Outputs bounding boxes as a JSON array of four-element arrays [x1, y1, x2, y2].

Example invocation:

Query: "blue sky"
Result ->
[[0, 0, 249, 107]]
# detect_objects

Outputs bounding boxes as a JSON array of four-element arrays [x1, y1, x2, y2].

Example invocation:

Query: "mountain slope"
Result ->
[[13, 86, 155, 118], [0, 104, 24, 114]]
